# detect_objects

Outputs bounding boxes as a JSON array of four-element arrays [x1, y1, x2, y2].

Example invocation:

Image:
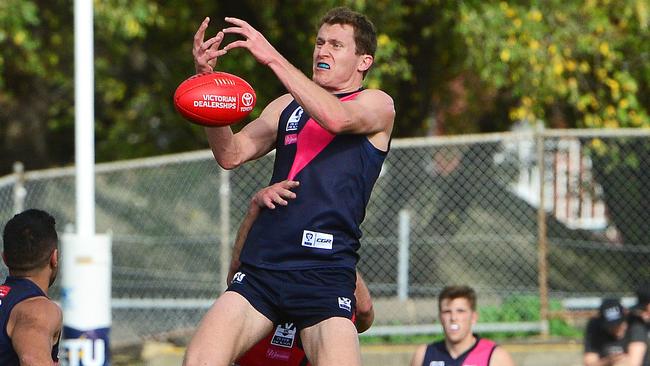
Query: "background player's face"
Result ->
[[312, 23, 365, 92], [439, 297, 477, 344]]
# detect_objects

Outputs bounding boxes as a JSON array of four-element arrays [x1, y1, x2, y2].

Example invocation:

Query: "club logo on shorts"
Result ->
[[232, 272, 246, 284], [301, 230, 333, 250], [286, 106, 303, 131], [271, 322, 297, 348], [338, 297, 352, 312]]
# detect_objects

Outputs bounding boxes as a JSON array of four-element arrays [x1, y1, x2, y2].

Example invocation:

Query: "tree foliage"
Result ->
[[2, 1, 650, 176], [458, 0, 650, 129]]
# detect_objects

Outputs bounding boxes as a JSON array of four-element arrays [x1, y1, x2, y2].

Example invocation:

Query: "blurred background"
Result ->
[[2, 0, 650, 365]]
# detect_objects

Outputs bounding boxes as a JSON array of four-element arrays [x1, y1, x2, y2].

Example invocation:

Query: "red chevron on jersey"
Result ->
[[286, 91, 362, 180]]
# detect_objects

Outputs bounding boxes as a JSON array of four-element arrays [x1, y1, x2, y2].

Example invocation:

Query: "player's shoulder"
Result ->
[[257, 93, 294, 120], [358, 88, 394, 103], [13, 296, 61, 320], [489, 344, 515, 366], [270, 93, 295, 109]]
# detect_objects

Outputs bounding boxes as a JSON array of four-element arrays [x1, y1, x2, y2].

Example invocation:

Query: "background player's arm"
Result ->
[[354, 272, 374, 333], [409, 344, 427, 366], [8, 297, 61, 366], [489, 346, 516, 366], [627, 341, 647, 366], [227, 180, 300, 285]]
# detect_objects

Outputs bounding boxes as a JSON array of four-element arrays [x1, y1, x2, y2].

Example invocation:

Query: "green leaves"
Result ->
[[458, 0, 650, 129]]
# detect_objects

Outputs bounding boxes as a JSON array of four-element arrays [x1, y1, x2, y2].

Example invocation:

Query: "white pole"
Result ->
[[62, 2, 111, 365], [74, 0, 95, 237], [398, 209, 410, 301]]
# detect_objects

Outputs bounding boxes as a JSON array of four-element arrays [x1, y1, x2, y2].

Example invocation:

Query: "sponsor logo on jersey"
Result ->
[[284, 133, 298, 146], [271, 323, 297, 348], [232, 272, 246, 284], [286, 106, 303, 131], [338, 297, 352, 312], [429, 362, 445, 366], [0, 285, 11, 298], [301, 230, 333, 250]]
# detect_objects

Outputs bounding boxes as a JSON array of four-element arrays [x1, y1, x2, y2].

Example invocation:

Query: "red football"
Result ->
[[173, 71, 256, 126]]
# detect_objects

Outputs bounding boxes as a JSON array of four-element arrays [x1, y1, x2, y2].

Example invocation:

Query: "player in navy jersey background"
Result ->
[[0, 209, 62, 366], [410, 285, 515, 366], [183, 6, 394, 366]]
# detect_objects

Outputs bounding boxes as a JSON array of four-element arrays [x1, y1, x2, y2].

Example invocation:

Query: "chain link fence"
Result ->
[[1, 129, 649, 346]]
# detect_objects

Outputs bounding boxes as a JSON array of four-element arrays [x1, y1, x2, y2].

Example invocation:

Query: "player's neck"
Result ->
[[445, 334, 477, 359], [9, 270, 51, 294]]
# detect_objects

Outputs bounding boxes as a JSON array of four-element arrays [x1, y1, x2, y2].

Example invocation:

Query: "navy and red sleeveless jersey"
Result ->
[[240, 90, 387, 270], [421, 336, 496, 366], [0, 276, 60, 365]]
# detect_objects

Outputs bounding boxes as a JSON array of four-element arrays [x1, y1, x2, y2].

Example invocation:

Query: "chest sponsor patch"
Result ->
[[429, 362, 444, 366], [286, 106, 303, 131], [301, 230, 333, 250], [271, 323, 297, 348], [0, 285, 11, 298], [284, 133, 298, 146]]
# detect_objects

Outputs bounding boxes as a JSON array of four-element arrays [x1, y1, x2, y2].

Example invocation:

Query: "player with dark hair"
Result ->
[[184, 6, 394, 366], [0, 209, 62, 365], [410, 285, 515, 366]]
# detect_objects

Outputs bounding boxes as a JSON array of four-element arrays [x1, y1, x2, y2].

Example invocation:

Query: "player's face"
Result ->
[[312, 23, 367, 92], [439, 297, 477, 345]]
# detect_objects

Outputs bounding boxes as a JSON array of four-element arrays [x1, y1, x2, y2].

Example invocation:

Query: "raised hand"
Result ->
[[193, 17, 227, 73], [221, 17, 280, 66]]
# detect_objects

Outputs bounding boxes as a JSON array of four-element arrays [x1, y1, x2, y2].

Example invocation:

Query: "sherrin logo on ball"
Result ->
[[173, 72, 257, 127]]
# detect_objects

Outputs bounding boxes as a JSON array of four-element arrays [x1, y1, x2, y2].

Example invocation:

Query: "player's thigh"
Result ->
[[300, 317, 360, 366], [183, 291, 273, 366]]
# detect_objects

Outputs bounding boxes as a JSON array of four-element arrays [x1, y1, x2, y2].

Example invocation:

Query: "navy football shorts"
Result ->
[[226, 263, 356, 330]]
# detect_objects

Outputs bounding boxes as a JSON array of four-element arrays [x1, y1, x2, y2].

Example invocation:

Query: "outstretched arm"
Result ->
[[9, 297, 61, 366], [192, 17, 292, 169], [220, 17, 394, 147], [226, 180, 300, 285]]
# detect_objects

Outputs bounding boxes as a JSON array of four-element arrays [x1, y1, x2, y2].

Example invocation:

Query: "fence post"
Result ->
[[398, 209, 410, 301], [13, 162, 26, 214], [536, 127, 550, 337], [219, 168, 231, 292]]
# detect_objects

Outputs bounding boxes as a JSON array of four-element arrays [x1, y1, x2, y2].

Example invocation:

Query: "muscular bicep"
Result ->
[[10, 299, 61, 366]]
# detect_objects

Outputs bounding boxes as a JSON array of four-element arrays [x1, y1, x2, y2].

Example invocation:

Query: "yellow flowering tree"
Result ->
[[459, 0, 650, 246], [458, 0, 650, 129]]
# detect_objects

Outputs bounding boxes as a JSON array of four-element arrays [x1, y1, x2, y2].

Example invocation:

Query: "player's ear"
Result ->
[[471, 310, 478, 325], [358, 54, 373, 73], [50, 249, 58, 269]]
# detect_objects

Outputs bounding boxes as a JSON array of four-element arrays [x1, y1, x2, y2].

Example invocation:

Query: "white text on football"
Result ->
[[194, 95, 237, 109]]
